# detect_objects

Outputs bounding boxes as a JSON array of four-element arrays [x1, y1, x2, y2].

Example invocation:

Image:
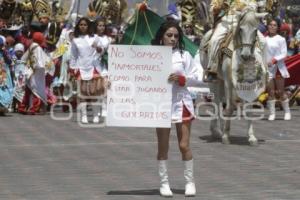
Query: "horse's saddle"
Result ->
[[201, 29, 233, 59], [220, 31, 233, 58]]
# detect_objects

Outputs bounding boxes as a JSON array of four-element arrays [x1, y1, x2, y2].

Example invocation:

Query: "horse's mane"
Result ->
[[233, 9, 258, 49]]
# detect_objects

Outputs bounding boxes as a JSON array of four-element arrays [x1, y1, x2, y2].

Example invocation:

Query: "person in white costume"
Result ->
[[205, 0, 258, 81], [51, 13, 79, 112], [94, 17, 111, 117], [11, 43, 26, 111], [19, 32, 50, 114], [95, 17, 111, 51], [70, 17, 108, 124], [265, 19, 291, 121], [151, 20, 206, 197]]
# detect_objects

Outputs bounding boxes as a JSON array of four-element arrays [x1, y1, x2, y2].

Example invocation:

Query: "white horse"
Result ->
[[200, 10, 268, 146]]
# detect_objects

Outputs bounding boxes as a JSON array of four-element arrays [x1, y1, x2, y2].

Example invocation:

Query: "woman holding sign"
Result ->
[[151, 20, 199, 197], [70, 17, 107, 124]]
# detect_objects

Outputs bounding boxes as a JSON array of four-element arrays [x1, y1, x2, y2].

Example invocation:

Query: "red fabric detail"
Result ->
[[53, 58, 61, 78], [138, 3, 147, 11], [45, 74, 53, 87], [76, 68, 100, 80], [28, 96, 41, 115], [280, 23, 291, 36], [182, 104, 194, 123], [18, 86, 42, 115], [75, 70, 80, 80], [18, 86, 31, 113], [68, 68, 76, 76], [275, 68, 283, 79], [271, 58, 277, 65], [178, 75, 186, 87], [46, 87, 57, 105], [284, 54, 300, 86], [18, 103, 27, 114]]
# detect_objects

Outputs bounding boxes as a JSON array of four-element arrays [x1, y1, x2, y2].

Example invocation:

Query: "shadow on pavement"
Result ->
[[107, 188, 184, 195], [199, 135, 265, 145]]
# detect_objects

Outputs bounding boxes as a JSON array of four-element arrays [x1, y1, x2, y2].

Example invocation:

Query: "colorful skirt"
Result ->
[[0, 65, 13, 108]]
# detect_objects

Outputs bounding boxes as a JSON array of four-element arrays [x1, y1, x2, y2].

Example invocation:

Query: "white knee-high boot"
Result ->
[[184, 159, 196, 197], [92, 104, 100, 123], [101, 98, 107, 117], [267, 100, 276, 121], [80, 102, 88, 123], [281, 99, 291, 120], [158, 160, 173, 197]]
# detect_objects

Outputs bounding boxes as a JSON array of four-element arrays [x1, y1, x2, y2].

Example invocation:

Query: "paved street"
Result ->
[[0, 105, 300, 200]]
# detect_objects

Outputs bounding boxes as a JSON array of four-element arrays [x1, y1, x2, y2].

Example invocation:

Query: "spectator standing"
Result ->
[[266, 19, 291, 121], [94, 17, 111, 117], [11, 43, 26, 111], [18, 32, 48, 114], [0, 37, 13, 112], [70, 17, 107, 123]]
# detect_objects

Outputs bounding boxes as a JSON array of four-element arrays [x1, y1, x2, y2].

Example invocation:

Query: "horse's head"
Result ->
[[234, 10, 267, 61]]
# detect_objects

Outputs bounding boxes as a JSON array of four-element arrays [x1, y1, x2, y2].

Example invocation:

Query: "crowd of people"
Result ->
[[0, 0, 299, 197], [0, 10, 124, 116]]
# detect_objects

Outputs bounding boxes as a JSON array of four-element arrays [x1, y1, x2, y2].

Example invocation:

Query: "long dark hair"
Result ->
[[151, 20, 185, 52], [73, 17, 94, 38], [94, 16, 107, 35], [267, 18, 281, 34]]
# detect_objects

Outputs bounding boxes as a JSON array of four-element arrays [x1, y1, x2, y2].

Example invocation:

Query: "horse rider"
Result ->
[[205, 0, 260, 82]]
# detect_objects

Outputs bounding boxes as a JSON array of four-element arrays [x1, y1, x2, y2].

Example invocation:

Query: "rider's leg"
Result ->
[[207, 22, 228, 73], [205, 22, 229, 82]]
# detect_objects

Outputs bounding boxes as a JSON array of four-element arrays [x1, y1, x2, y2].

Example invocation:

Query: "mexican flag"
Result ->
[[121, 7, 198, 57], [285, 54, 300, 86]]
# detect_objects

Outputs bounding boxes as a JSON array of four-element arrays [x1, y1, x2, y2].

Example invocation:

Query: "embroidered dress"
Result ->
[[12, 58, 26, 102], [95, 35, 110, 77], [55, 28, 73, 88], [0, 52, 13, 109], [18, 43, 48, 114], [23, 43, 48, 104]]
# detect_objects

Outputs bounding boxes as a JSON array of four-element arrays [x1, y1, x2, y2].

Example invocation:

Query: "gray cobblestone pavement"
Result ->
[[0, 106, 299, 200]]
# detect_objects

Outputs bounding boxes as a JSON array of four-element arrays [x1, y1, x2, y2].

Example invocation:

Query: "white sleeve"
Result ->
[[34, 46, 47, 69], [183, 51, 206, 87], [56, 28, 67, 48], [21, 49, 29, 63], [69, 40, 78, 69], [97, 36, 110, 56], [191, 51, 209, 88], [274, 37, 287, 62]]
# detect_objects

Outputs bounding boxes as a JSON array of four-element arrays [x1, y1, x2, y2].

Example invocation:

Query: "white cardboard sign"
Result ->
[[106, 45, 172, 128]]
